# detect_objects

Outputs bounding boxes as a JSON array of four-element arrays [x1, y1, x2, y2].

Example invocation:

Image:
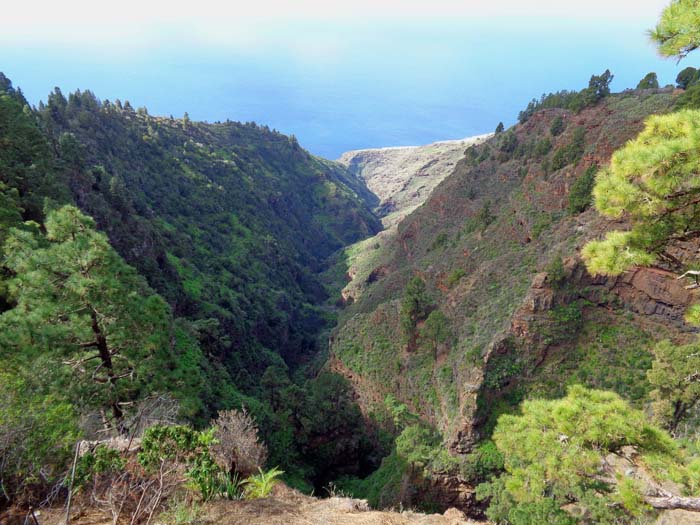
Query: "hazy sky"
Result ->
[[1, 0, 686, 157]]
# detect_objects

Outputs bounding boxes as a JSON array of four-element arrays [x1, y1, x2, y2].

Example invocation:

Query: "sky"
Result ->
[[0, 0, 688, 158]]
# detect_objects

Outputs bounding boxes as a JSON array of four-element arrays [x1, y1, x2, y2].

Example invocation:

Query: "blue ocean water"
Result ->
[[3, 18, 685, 159]]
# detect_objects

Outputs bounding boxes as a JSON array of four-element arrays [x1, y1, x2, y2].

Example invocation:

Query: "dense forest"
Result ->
[[0, 73, 387, 505], [3, 0, 700, 524]]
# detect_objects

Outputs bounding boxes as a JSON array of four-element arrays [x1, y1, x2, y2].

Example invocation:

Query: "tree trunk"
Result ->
[[646, 495, 700, 511], [91, 308, 126, 433]]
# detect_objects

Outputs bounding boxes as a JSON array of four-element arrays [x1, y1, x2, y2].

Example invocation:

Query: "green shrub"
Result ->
[[676, 83, 700, 109], [551, 127, 586, 171], [545, 255, 566, 288], [498, 132, 518, 154], [430, 232, 449, 250], [420, 310, 450, 352], [75, 445, 126, 486], [400, 276, 432, 340], [550, 115, 566, 136], [534, 138, 552, 156], [567, 165, 597, 214], [461, 440, 504, 483], [139, 424, 242, 501]]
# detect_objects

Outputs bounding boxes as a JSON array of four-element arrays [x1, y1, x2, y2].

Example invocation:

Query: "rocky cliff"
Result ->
[[338, 136, 490, 227]]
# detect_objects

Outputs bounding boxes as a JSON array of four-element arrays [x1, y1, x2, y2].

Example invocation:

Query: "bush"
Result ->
[[420, 310, 450, 353], [550, 115, 566, 136], [551, 127, 586, 171], [545, 255, 566, 288], [138, 424, 243, 501], [75, 445, 127, 487], [461, 440, 504, 483], [533, 138, 552, 157], [0, 373, 80, 505], [499, 131, 518, 154], [676, 83, 700, 109], [567, 165, 597, 214], [210, 408, 267, 477], [400, 276, 432, 339]]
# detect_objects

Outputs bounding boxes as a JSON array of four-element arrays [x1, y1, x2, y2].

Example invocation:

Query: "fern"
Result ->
[[243, 467, 284, 499]]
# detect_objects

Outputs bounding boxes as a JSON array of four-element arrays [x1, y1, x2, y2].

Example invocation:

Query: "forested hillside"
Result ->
[[0, 74, 384, 505]]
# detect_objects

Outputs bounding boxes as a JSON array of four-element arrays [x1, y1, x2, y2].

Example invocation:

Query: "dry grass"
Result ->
[[40, 483, 484, 525]]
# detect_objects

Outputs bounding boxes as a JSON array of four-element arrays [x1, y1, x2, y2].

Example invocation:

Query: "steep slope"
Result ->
[[338, 136, 490, 227], [36, 87, 381, 383], [333, 136, 489, 307], [330, 89, 692, 509], [0, 74, 385, 499]]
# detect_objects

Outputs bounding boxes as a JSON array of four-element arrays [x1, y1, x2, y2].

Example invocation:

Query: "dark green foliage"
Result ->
[[550, 127, 586, 171], [545, 255, 566, 288], [533, 138, 552, 157], [676, 83, 700, 109], [544, 301, 585, 345], [430, 231, 449, 250], [498, 131, 518, 155], [676, 66, 700, 89], [0, 73, 384, 503], [495, 122, 505, 134], [400, 277, 432, 339], [637, 72, 660, 89], [34, 84, 380, 394], [518, 70, 613, 123], [460, 440, 504, 484], [75, 445, 126, 487], [567, 165, 597, 214], [549, 115, 566, 136], [420, 310, 450, 353]]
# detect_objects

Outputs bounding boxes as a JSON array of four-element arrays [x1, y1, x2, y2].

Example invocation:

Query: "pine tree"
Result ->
[[650, 0, 700, 59], [0, 206, 173, 433], [636, 71, 659, 89], [676, 66, 699, 89], [647, 340, 700, 429], [400, 276, 432, 338], [582, 110, 700, 278]]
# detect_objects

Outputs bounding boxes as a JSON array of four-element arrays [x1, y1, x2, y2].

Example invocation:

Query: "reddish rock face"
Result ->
[[615, 267, 696, 325]]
